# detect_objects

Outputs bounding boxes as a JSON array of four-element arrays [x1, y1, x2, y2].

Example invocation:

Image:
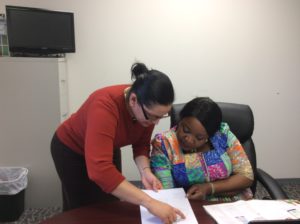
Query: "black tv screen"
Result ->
[[6, 5, 75, 55]]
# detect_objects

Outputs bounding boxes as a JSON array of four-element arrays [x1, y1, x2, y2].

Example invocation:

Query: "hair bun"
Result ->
[[131, 63, 149, 79]]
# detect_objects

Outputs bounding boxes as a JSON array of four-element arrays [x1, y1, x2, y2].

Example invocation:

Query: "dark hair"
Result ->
[[180, 97, 222, 137], [128, 62, 174, 107]]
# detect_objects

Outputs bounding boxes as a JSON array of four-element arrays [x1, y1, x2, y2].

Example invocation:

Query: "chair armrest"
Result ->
[[256, 168, 289, 199]]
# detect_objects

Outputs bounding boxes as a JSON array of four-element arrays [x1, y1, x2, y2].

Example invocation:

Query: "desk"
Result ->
[[41, 200, 216, 224]]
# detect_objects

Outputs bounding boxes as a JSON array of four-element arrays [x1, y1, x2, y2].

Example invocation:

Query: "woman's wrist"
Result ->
[[142, 166, 151, 172], [140, 166, 151, 176], [140, 195, 154, 209]]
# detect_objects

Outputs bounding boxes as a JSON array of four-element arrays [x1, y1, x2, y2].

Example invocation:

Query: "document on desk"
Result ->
[[140, 188, 198, 224], [203, 199, 300, 224]]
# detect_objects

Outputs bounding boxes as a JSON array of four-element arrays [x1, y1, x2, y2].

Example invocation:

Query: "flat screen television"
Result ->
[[6, 5, 75, 56]]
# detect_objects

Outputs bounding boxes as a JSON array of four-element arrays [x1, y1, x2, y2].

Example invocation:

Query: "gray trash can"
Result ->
[[0, 167, 28, 222]]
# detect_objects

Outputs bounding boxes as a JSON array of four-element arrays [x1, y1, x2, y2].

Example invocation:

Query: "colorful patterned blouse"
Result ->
[[150, 122, 254, 201]]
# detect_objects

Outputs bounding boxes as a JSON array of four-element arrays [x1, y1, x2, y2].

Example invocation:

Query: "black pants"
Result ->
[[51, 133, 118, 211]]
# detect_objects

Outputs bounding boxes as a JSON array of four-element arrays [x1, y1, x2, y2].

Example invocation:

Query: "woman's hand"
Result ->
[[112, 180, 184, 223], [141, 167, 162, 191], [144, 198, 185, 224], [186, 183, 211, 200]]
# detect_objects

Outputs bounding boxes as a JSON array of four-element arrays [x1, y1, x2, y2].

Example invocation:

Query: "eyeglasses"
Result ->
[[141, 104, 169, 121]]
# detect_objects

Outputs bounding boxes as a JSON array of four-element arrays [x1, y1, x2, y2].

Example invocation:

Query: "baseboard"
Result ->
[[276, 178, 300, 185]]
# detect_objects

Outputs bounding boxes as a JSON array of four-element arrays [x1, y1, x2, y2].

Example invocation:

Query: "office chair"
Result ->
[[170, 102, 288, 199]]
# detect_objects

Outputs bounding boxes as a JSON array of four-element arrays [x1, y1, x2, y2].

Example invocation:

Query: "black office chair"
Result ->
[[170, 102, 288, 199]]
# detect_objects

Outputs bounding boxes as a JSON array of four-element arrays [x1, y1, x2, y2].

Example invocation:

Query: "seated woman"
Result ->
[[150, 97, 254, 201]]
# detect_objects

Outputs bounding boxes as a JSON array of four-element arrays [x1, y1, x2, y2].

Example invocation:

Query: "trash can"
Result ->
[[0, 167, 28, 222]]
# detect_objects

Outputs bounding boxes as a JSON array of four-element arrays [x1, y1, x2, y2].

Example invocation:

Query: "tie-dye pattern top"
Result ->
[[150, 122, 254, 202]]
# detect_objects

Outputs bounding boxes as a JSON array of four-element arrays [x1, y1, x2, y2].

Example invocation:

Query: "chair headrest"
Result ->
[[170, 102, 254, 143]]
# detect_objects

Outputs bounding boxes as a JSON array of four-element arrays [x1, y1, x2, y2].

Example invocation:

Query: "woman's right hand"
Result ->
[[144, 198, 185, 224], [141, 167, 162, 191], [111, 180, 185, 223]]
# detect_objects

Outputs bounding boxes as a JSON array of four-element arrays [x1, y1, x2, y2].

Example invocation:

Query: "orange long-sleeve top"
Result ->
[[56, 84, 154, 193]]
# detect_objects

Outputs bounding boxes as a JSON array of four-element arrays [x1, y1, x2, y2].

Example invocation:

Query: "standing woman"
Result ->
[[51, 62, 185, 223]]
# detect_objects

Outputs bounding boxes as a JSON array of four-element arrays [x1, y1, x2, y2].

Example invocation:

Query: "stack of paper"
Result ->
[[203, 199, 300, 224], [140, 188, 198, 224]]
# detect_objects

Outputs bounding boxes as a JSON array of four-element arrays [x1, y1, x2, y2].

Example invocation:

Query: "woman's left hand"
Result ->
[[141, 168, 162, 191], [186, 183, 211, 200]]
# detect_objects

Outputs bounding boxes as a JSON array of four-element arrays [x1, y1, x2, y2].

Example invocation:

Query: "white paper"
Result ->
[[203, 199, 300, 224], [140, 188, 198, 224]]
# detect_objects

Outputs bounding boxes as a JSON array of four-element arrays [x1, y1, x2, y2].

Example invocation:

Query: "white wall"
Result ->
[[1, 0, 299, 192], [0, 58, 65, 208]]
